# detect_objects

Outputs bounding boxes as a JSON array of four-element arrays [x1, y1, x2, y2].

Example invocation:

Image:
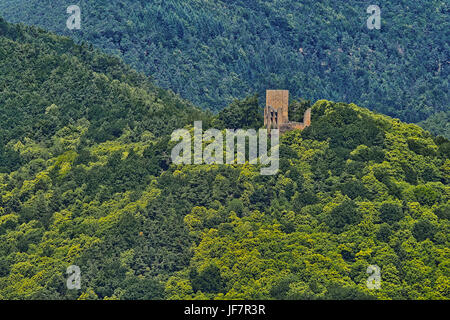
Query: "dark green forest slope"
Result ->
[[0, 0, 448, 136], [0, 19, 449, 300], [0, 17, 208, 173]]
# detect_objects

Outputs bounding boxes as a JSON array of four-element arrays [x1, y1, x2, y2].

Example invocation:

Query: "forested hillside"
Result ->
[[0, 18, 212, 299], [0, 19, 449, 300], [0, 0, 448, 137], [0, 17, 208, 173]]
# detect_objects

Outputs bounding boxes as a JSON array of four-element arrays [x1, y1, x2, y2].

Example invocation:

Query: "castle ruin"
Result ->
[[264, 90, 311, 134]]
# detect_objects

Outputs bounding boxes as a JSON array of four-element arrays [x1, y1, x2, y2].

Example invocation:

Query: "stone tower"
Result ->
[[264, 90, 312, 134], [265, 90, 289, 127]]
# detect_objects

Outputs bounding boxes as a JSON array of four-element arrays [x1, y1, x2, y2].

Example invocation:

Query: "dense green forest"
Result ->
[[0, 0, 448, 137], [0, 19, 449, 300]]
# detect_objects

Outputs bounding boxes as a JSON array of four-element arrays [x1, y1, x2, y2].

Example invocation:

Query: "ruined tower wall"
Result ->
[[303, 108, 311, 127], [266, 90, 289, 124], [264, 90, 312, 134]]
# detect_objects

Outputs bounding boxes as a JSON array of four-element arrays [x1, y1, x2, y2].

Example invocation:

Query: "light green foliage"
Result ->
[[0, 18, 448, 300]]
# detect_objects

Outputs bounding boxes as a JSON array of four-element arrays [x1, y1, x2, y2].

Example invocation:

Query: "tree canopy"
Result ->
[[0, 0, 448, 137], [0, 17, 448, 300]]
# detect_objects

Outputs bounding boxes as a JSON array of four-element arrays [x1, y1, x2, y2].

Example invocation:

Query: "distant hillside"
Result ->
[[0, 0, 448, 137], [0, 17, 208, 172], [0, 18, 449, 300], [419, 112, 450, 139]]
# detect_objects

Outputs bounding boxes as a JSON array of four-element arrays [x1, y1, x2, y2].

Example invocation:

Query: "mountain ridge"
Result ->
[[0, 0, 448, 137]]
